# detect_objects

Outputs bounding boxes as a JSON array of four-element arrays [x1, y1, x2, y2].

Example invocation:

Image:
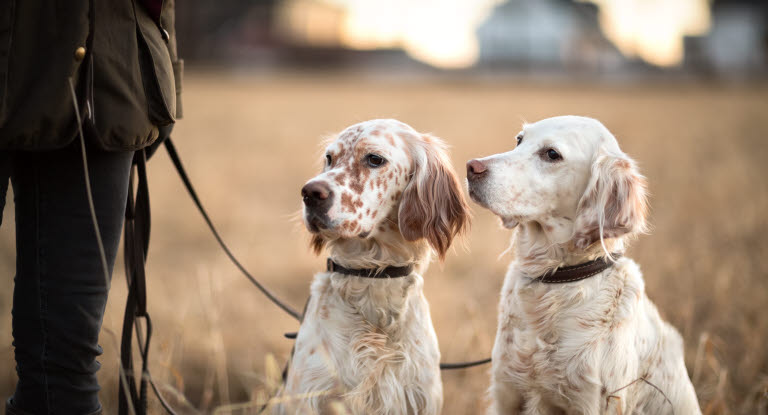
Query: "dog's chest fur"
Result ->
[[280, 271, 442, 415], [491, 258, 694, 413]]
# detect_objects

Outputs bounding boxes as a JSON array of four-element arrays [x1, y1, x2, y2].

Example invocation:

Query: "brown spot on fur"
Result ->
[[340, 192, 355, 212], [349, 178, 365, 194]]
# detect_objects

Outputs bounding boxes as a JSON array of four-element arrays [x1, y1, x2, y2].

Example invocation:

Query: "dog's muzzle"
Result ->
[[466, 159, 489, 206], [466, 159, 488, 181], [302, 180, 333, 232]]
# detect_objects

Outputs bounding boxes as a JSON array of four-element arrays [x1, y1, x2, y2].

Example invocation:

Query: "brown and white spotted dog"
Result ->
[[467, 116, 700, 414], [271, 119, 469, 415]]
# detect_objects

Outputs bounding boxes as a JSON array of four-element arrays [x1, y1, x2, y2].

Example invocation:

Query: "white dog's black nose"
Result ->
[[467, 159, 488, 181], [302, 181, 333, 211]]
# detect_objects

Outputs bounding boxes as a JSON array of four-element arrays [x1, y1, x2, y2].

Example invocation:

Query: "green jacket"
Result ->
[[0, 0, 182, 151]]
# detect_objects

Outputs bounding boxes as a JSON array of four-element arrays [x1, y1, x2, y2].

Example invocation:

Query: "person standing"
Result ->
[[0, 1, 182, 413]]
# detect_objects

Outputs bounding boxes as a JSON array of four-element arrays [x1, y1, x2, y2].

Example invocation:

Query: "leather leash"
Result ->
[[119, 150, 153, 415], [164, 139, 492, 370], [164, 139, 302, 320], [325, 259, 492, 369]]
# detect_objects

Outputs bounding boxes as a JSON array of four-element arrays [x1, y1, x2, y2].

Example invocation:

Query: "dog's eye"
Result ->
[[325, 154, 332, 166], [516, 134, 523, 145], [545, 149, 561, 161], [365, 154, 387, 168]]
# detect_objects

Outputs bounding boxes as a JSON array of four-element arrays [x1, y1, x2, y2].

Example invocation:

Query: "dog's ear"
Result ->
[[310, 234, 325, 255], [573, 151, 648, 251], [399, 134, 470, 259]]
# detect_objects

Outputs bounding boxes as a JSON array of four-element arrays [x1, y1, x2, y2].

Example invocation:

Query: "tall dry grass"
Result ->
[[1, 72, 767, 414]]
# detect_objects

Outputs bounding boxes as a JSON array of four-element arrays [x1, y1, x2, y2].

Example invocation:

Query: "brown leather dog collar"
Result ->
[[327, 258, 413, 278], [533, 254, 622, 284]]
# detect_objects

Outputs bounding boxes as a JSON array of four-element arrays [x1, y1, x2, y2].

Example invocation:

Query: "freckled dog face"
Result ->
[[302, 120, 414, 239], [467, 116, 612, 230]]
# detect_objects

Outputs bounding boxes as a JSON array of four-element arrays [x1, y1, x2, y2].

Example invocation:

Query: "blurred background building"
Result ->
[[175, 0, 767, 79]]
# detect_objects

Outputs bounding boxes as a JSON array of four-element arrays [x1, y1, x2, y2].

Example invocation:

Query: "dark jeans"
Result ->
[[0, 142, 133, 414]]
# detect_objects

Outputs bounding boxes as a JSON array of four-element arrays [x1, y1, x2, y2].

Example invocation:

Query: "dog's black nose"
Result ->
[[467, 159, 488, 180], [302, 181, 333, 210]]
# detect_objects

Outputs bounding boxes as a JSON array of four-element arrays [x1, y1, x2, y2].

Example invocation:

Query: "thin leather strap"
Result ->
[[535, 254, 621, 284], [327, 258, 413, 278]]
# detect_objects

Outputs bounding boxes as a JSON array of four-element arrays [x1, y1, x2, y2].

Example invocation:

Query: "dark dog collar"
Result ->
[[326, 258, 413, 278], [534, 254, 621, 284]]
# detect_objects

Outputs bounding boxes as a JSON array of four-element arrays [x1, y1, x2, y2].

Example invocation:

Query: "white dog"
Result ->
[[272, 119, 469, 415], [467, 116, 700, 414]]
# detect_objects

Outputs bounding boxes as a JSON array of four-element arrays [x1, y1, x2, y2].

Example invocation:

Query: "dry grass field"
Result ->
[[1, 72, 767, 414]]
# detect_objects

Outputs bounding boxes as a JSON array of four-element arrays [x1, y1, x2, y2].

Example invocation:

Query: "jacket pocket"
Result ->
[[134, 0, 175, 126]]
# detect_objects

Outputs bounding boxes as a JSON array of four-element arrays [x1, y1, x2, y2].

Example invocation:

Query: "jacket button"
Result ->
[[74, 46, 86, 61]]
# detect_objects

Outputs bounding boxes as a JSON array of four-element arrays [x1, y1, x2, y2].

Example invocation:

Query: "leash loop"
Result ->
[[119, 150, 153, 415]]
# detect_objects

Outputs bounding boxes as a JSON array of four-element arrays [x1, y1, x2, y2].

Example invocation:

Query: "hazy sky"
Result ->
[[584, 0, 711, 67], [321, 0, 712, 68], [326, 0, 503, 68]]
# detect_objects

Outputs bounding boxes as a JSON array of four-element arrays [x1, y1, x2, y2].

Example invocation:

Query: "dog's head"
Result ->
[[302, 119, 469, 259], [467, 116, 648, 252]]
